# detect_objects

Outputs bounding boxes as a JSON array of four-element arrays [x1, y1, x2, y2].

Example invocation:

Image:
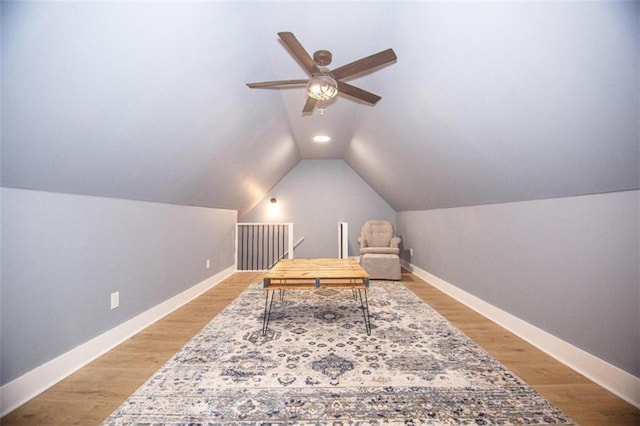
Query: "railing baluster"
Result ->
[[262, 226, 266, 270], [257, 224, 261, 270], [252, 225, 256, 271], [242, 225, 247, 270], [270, 225, 274, 267], [236, 223, 293, 271]]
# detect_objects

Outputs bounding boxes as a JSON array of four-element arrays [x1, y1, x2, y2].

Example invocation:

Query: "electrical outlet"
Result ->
[[206, 259, 211, 269], [409, 249, 414, 256], [110, 291, 119, 310]]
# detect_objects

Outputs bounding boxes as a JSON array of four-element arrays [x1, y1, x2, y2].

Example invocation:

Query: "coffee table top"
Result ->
[[263, 258, 369, 289]]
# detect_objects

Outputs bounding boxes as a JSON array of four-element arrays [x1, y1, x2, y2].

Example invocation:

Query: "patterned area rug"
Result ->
[[103, 282, 575, 425]]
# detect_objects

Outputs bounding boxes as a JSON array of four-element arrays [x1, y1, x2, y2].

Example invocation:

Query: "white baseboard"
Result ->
[[0, 265, 236, 417], [400, 258, 412, 271], [410, 264, 640, 409]]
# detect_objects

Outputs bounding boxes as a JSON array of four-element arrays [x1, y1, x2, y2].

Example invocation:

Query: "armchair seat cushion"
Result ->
[[360, 246, 400, 255]]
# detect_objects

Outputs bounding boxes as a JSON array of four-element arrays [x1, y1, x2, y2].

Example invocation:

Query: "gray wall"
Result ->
[[0, 188, 236, 385], [240, 160, 396, 258], [397, 190, 639, 377]]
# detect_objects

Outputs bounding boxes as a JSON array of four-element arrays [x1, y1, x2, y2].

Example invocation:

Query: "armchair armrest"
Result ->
[[390, 236, 401, 248], [358, 236, 368, 248]]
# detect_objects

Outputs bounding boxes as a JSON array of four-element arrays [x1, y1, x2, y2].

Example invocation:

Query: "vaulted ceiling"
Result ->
[[2, 1, 638, 215]]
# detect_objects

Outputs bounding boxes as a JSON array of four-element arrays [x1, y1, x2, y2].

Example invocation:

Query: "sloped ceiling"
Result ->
[[2, 1, 638, 214]]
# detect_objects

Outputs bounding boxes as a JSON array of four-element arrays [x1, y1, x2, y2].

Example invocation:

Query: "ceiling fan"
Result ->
[[247, 32, 397, 114]]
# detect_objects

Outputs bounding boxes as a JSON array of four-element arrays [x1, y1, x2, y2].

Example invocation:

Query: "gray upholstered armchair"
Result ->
[[358, 220, 401, 256], [358, 220, 402, 280]]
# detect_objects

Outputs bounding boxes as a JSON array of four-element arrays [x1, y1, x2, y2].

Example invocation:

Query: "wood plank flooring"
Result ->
[[2, 270, 638, 425]]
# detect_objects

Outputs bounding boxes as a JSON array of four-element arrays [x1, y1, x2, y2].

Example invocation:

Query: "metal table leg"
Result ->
[[262, 289, 286, 336], [262, 289, 276, 336], [357, 288, 371, 336]]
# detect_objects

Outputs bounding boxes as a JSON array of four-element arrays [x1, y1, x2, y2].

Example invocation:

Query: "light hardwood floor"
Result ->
[[2, 270, 638, 425]]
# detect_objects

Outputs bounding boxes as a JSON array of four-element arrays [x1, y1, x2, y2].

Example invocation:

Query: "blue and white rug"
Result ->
[[103, 282, 575, 425]]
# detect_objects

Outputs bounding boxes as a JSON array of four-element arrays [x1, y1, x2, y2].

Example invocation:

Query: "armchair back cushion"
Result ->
[[361, 220, 394, 247], [359, 220, 401, 256]]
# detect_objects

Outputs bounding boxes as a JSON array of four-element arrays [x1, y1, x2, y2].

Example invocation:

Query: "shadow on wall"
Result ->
[[398, 236, 413, 266]]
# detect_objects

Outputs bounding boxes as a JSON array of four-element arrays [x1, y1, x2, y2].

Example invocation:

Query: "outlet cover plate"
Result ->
[[111, 291, 119, 310]]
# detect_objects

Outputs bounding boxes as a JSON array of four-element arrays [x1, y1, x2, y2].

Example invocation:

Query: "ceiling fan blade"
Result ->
[[246, 79, 308, 88], [278, 32, 321, 76], [302, 96, 317, 114], [337, 81, 381, 105], [331, 48, 397, 81]]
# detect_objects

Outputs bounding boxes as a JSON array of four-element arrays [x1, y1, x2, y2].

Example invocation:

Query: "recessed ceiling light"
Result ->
[[313, 135, 331, 143]]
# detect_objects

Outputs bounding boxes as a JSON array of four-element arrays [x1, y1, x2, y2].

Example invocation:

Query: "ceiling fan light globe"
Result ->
[[306, 75, 338, 101]]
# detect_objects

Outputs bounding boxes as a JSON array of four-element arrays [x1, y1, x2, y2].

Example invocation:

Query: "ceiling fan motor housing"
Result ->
[[313, 50, 332, 67]]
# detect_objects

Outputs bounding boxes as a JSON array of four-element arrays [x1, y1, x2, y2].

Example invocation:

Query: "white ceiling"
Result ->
[[2, 1, 638, 214]]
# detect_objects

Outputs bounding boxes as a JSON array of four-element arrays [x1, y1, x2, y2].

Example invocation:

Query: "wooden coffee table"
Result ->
[[262, 258, 371, 336]]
